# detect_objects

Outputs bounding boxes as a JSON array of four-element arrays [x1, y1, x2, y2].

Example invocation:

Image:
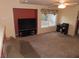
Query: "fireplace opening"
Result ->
[[18, 18, 37, 37]]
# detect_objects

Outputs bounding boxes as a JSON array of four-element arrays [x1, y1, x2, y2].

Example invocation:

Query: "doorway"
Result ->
[[75, 11, 79, 36], [75, 20, 79, 35]]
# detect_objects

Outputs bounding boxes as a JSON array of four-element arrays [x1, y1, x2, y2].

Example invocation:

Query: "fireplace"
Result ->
[[18, 18, 37, 37]]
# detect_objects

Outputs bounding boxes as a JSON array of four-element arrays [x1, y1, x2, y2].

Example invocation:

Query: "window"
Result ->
[[41, 14, 57, 28]]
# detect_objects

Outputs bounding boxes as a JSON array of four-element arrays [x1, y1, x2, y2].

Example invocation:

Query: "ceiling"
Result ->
[[21, 0, 79, 6]]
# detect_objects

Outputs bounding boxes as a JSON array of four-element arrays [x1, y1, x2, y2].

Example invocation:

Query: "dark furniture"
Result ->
[[56, 23, 69, 34], [56, 24, 62, 32]]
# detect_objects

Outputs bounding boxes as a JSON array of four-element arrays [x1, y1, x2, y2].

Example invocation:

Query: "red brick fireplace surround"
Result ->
[[13, 8, 37, 37]]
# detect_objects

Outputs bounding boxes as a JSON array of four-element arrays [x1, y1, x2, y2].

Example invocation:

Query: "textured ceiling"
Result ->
[[21, 0, 79, 6]]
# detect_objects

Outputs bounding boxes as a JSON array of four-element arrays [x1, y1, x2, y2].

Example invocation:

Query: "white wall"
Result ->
[[59, 6, 79, 36], [0, 0, 56, 38], [0, 25, 4, 57]]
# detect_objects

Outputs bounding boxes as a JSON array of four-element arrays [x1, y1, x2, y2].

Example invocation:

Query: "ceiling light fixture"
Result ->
[[58, 3, 66, 9]]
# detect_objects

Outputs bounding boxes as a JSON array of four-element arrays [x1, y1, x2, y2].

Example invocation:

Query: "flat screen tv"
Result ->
[[18, 18, 37, 30]]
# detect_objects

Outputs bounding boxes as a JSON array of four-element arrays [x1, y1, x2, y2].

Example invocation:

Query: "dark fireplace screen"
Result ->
[[18, 18, 37, 37]]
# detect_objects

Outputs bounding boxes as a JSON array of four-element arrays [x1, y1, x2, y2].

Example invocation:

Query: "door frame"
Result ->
[[75, 11, 79, 35]]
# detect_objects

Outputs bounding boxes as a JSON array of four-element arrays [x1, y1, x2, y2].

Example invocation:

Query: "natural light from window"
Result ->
[[41, 14, 57, 28]]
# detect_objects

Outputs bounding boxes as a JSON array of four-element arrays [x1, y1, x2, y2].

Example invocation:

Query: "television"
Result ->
[[18, 18, 37, 30]]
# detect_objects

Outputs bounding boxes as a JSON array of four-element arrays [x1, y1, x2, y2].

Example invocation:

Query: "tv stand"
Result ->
[[19, 28, 36, 37]]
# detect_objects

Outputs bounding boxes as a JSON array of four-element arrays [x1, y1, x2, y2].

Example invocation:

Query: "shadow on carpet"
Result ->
[[20, 40, 40, 58]]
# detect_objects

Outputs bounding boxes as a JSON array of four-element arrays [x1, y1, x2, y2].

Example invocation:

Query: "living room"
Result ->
[[0, 0, 79, 58]]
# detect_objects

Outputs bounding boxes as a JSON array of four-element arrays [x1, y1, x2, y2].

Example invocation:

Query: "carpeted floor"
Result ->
[[5, 32, 79, 58], [20, 40, 40, 58]]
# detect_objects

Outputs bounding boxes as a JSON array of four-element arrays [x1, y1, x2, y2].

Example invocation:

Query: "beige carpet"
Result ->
[[20, 40, 40, 58], [18, 32, 79, 58], [6, 32, 79, 58]]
